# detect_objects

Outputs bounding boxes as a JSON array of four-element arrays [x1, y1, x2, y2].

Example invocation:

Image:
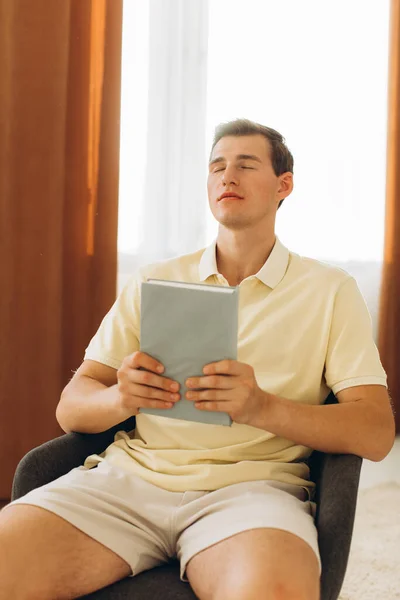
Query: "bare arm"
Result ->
[[250, 384, 395, 462], [56, 353, 181, 434], [56, 361, 130, 434]]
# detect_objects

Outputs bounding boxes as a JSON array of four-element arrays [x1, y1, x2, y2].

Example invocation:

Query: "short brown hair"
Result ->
[[210, 118, 294, 209]]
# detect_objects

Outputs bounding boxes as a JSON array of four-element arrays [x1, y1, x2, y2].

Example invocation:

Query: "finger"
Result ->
[[194, 401, 225, 412], [186, 375, 234, 390], [129, 351, 165, 374], [139, 396, 175, 410], [132, 369, 180, 393], [202, 359, 243, 376], [186, 389, 228, 402], [128, 382, 180, 403]]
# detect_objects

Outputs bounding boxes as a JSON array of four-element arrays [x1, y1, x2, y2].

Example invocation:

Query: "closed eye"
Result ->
[[212, 165, 254, 173]]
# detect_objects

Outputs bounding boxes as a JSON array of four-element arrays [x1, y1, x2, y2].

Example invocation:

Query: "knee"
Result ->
[[269, 581, 320, 600], [214, 580, 319, 600]]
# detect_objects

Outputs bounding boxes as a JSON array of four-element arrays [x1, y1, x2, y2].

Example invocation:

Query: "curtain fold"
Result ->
[[378, 0, 400, 433], [0, 0, 123, 498]]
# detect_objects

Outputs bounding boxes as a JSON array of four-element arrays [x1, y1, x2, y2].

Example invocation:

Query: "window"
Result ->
[[118, 0, 149, 256], [205, 0, 391, 261], [118, 0, 390, 267]]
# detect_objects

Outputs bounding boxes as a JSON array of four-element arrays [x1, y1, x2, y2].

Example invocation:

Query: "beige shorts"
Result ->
[[6, 460, 321, 581]]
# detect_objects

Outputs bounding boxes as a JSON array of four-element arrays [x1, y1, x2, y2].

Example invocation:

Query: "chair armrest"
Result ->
[[11, 416, 136, 501], [311, 450, 363, 600]]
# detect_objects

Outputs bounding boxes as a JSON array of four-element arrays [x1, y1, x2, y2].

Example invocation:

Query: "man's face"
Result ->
[[207, 134, 293, 230]]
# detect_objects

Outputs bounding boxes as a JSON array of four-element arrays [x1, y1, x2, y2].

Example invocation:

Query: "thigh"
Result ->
[[0, 462, 175, 599], [177, 480, 321, 599], [0, 504, 131, 600], [186, 527, 320, 600]]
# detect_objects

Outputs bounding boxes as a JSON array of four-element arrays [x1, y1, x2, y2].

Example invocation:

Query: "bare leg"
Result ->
[[186, 528, 320, 600], [0, 504, 132, 600]]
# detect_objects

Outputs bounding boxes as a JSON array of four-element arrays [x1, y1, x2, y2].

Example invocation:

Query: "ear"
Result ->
[[278, 172, 293, 195]]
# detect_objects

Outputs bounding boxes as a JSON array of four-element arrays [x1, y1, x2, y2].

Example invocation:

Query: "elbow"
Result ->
[[368, 421, 396, 462], [56, 419, 73, 435], [55, 408, 71, 434], [55, 392, 74, 434]]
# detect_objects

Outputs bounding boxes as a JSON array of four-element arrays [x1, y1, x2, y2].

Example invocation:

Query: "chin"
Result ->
[[216, 217, 255, 230]]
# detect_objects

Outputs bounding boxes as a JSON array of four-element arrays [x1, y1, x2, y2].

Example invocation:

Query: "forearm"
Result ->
[[56, 375, 134, 434], [251, 391, 393, 461]]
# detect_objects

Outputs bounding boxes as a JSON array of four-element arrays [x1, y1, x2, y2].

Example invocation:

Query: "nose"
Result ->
[[222, 164, 239, 186]]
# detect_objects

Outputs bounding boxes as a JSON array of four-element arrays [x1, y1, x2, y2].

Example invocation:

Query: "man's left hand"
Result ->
[[185, 360, 269, 425]]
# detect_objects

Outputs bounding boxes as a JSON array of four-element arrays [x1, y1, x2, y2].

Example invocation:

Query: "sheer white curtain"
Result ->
[[118, 0, 209, 276], [118, 0, 390, 338]]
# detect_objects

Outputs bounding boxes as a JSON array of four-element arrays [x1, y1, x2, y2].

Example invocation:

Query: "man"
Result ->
[[0, 119, 395, 600]]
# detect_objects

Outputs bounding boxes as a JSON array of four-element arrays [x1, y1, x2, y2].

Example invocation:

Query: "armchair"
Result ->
[[11, 391, 362, 600]]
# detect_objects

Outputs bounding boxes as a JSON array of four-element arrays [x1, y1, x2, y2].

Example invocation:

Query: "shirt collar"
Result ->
[[198, 236, 290, 289]]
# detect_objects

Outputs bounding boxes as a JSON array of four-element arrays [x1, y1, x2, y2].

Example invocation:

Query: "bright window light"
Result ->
[[118, 0, 149, 255], [205, 0, 390, 261], [118, 0, 390, 263]]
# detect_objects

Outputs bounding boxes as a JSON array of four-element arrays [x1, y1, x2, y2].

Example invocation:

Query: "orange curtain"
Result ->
[[0, 0, 123, 498], [378, 0, 400, 433]]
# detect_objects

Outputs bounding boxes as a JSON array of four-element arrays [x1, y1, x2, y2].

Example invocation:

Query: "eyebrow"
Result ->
[[209, 154, 263, 166]]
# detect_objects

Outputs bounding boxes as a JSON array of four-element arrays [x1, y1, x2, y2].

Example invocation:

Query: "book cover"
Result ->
[[139, 278, 239, 426]]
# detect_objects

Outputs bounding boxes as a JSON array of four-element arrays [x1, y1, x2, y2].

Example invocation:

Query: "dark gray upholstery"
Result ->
[[11, 392, 362, 600]]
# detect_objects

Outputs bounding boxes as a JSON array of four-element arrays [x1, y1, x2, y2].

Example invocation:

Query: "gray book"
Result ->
[[139, 278, 239, 426]]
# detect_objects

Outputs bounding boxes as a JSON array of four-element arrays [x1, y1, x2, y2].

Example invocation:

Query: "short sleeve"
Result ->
[[324, 276, 387, 394], [84, 275, 141, 370]]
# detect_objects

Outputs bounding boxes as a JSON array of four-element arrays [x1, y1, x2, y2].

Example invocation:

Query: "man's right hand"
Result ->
[[116, 351, 180, 415]]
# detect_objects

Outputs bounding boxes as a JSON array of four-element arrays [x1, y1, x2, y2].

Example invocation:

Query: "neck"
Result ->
[[215, 228, 276, 286]]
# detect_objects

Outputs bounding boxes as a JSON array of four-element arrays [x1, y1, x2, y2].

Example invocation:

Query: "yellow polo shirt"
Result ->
[[83, 236, 387, 497]]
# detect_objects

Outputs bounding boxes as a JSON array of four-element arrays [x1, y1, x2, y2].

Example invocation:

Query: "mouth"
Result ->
[[217, 193, 244, 201]]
